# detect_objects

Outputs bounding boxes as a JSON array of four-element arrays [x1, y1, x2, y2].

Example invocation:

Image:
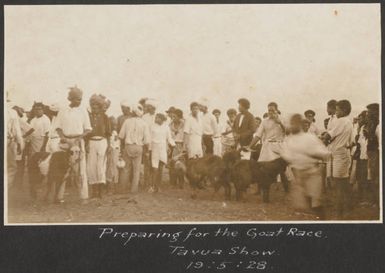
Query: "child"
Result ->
[[106, 117, 120, 194], [150, 113, 175, 193], [169, 109, 185, 187], [282, 114, 330, 220], [221, 108, 237, 155]]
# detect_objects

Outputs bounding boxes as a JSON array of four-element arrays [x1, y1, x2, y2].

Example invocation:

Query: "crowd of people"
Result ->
[[6, 86, 380, 219]]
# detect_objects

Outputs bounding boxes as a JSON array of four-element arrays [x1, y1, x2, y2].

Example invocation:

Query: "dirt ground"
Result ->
[[7, 169, 380, 224]]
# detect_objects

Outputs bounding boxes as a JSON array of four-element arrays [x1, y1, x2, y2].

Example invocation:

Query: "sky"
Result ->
[[4, 4, 381, 127]]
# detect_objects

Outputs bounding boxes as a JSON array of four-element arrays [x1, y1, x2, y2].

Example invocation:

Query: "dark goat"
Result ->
[[185, 155, 225, 199], [221, 150, 288, 202]]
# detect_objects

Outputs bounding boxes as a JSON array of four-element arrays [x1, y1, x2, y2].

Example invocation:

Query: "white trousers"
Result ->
[[187, 134, 203, 159], [87, 138, 108, 184], [213, 137, 222, 157]]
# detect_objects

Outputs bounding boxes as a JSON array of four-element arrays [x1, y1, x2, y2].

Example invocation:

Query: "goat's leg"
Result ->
[[45, 174, 55, 202], [262, 186, 270, 203], [235, 188, 243, 201], [224, 184, 231, 200], [178, 173, 185, 189]]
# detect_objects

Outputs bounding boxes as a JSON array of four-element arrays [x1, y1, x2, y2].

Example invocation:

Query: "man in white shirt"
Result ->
[[304, 110, 320, 136], [149, 113, 175, 192], [249, 103, 285, 160], [322, 99, 338, 190], [119, 104, 150, 193], [325, 99, 338, 131], [184, 102, 204, 159], [199, 99, 218, 155], [29, 102, 51, 155], [248, 102, 288, 192], [7, 100, 24, 188], [323, 100, 354, 217], [55, 86, 92, 203], [46, 103, 61, 153], [12, 106, 34, 188], [142, 99, 157, 188]]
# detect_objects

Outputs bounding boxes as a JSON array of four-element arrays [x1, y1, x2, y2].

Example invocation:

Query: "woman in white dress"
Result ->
[[212, 109, 223, 156], [184, 102, 203, 159]]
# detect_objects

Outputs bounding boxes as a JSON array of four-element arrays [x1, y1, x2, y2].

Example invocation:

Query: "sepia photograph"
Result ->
[[4, 3, 381, 224]]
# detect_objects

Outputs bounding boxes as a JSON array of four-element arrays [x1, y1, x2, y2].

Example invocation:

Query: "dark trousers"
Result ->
[[279, 170, 289, 192], [152, 162, 164, 192], [335, 178, 351, 217], [356, 159, 368, 198], [14, 144, 30, 188], [143, 152, 152, 188], [202, 135, 214, 155]]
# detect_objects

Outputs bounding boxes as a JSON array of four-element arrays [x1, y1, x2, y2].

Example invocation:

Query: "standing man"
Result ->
[[142, 99, 157, 189], [119, 104, 150, 193], [365, 103, 380, 205], [117, 100, 132, 188], [55, 86, 92, 203], [248, 102, 289, 192], [304, 110, 320, 136], [233, 98, 257, 148], [86, 94, 112, 199], [353, 111, 369, 199], [322, 99, 338, 189], [27, 102, 50, 198], [184, 102, 204, 159], [7, 97, 24, 188], [117, 100, 131, 133], [324, 100, 338, 131], [250, 116, 263, 161], [166, 106, 176, 125], [323, 100, 354, 217], [29, 102, 51, 155], [13, 106, 34, 188], [199, 98, 218, 155], [46, 103, 61, 153]]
